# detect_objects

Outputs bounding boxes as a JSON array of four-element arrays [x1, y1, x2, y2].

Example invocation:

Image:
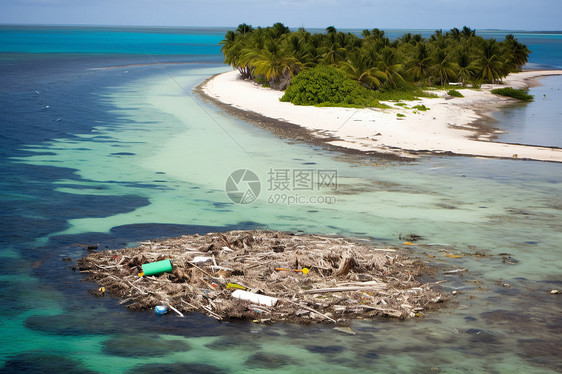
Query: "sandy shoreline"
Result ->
[[198, 69, 562, 163]]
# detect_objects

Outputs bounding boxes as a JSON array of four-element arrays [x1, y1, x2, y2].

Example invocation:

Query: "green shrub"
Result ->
[[254, 76, 267, 85], [447, 89, 464, 97], [397, 113, 406, 118], [281, 66, 381, 107], [375, 91, 418, 101], [373, 81, 438, 101], [412, 104, 429, 111], [491, 87, 533, 102], [254, 76, 272, 88]]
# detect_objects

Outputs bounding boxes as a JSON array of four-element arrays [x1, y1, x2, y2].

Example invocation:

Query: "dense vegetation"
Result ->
[[447, 89, 464, 97], [220, 23, 530, 106], [280, 65, 382, 107], [491, 87, 534, 101]]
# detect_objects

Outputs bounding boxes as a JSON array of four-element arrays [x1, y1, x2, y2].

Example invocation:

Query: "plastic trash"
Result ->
[[190, 256, 212, 264], [226, 282, 247, 290], [231, 289, 278, 307], [140, 259, 173, 277], [155, 305, 168, 315], [274, 267, 309, 274]]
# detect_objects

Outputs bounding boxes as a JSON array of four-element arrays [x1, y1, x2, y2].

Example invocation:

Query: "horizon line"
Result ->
[[1, 23, 561, 34]]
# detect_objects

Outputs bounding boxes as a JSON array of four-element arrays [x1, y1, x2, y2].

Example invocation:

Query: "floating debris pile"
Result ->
[[78, 230, 446, 324]]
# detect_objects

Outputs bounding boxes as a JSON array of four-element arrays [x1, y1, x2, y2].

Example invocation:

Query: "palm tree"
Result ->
[[512, 41, 530, 70], [461, 26, 476, 38], [304, 33, 324, 64], [341, 50, 387, 89], [456, 49, 475, 85], [377, 47, 404, 88], [233, 27, 273, 79], [502, 34, 530, 71], [474, 39, 505, 83], [474, 55, 504, 83], [251, 41, 302, 89], [406, 43, 431, 82], [431, 50, 458, 86], [286, 30, 313, 69], [321, 38, 347, 65], [362, 28, 386, 49], [430, 29, 443, 42], [400, 33, 413, 44], [430, 30, 447, 50], [337, 32, 361, 50], [269, 22, 290, 39], [236, 23, 253, 35], [449, 28, 461, 41], [220, 30, 254, 78], [371, 28, 385, 39], [220, 30, 237, 55]]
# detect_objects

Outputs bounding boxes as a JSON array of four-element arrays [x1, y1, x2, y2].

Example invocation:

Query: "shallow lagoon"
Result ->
[[2, 60, 560, 373]]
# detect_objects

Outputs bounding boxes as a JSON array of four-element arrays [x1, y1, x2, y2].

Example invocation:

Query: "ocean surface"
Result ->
[[0, 26, 561, 373]]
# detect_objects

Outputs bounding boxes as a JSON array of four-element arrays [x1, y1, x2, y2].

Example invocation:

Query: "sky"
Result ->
[[1, 0, 561, 31]]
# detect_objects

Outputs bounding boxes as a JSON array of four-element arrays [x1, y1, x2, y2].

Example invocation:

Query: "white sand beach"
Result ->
[[202, 70, 562, 162]]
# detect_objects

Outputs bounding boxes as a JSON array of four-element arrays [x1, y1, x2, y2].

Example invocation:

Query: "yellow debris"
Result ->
[[226, 282, 247, 290]]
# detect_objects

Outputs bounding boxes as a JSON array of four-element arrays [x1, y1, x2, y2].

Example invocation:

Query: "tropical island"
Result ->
[[220, 23, 529, 101], [199, 23, 562, 162]]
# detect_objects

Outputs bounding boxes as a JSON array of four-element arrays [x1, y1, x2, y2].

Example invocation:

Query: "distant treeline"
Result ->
[[220, 23, 530, 91]]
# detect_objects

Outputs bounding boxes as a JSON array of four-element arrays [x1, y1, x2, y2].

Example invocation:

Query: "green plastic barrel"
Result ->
[[141, 259, 172, 276]]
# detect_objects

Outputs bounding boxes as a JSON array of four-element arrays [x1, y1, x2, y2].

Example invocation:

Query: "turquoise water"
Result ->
[[0, 25, 226, 55], [1, 27, 561, 373], [491, 75, 562, 147]]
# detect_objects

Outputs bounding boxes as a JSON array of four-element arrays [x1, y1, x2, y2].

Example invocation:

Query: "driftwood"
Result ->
[[301, 285, 386, 294], [335, 255, 359, 276], [77, 230, 446, 324]]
